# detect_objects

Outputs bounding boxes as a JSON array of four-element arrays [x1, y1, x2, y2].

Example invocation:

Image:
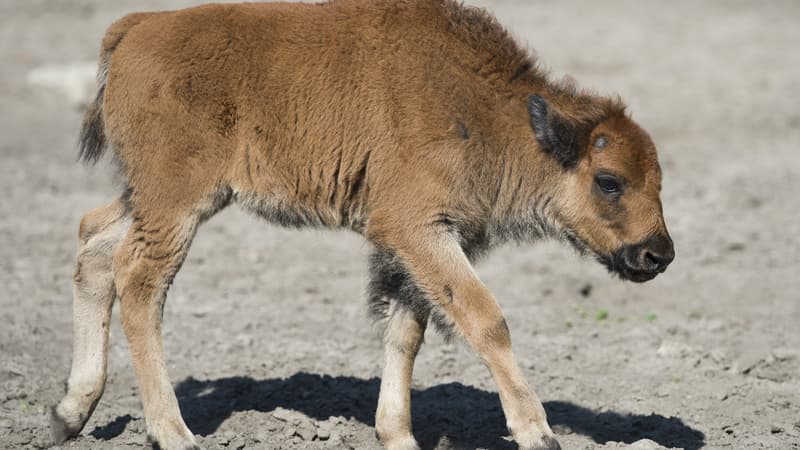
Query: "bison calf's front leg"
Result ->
[[442, 284, 559, 450], [381, 230, 559, 450]]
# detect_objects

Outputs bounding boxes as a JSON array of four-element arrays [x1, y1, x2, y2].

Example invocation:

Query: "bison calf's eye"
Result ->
[[594, 135, 608, 149], [595, 174, 623, 197]]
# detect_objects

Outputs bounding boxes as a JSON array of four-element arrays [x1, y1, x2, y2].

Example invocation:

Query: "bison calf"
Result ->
[[52, 1, 674, 449]]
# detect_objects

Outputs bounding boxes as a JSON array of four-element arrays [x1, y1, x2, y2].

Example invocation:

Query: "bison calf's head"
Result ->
[[528, 95, 674, 282]]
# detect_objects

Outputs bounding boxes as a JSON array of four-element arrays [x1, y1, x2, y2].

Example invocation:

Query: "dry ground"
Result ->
[[1, 0, 799, 449]]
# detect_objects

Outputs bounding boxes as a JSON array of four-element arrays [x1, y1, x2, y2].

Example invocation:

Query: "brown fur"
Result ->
[[53, 2, 672, 449]]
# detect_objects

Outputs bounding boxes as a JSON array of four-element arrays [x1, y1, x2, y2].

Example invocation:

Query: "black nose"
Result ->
[[637, 234, 675, 272]]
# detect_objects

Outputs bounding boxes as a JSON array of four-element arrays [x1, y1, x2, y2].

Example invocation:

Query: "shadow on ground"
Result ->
[[90, 373, 705, 449], [90, 414, 135, 440]]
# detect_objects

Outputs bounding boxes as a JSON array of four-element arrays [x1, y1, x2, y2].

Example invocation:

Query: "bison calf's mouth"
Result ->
[[606, 234, 675, 282]]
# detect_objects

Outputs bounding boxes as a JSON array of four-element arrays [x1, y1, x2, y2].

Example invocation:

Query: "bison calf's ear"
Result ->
[[528, 94, 590, 169]]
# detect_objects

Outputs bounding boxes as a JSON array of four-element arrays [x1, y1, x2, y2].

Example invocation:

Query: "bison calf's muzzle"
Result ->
[[612, 234, 675, 282]]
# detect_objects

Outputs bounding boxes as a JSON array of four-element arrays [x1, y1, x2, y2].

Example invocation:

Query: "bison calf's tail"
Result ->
[[78, 79, 107, 165]]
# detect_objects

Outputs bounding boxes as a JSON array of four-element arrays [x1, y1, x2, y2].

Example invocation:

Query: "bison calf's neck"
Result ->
[[53, 1, 672, 449]]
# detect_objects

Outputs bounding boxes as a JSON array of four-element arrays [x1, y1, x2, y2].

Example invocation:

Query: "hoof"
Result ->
[[519, 434, 561, 450], [50, 406, 84, 444], [540, 435, 561, 450], [376, 430, 420, 450], [384, 437, 420, 450], [146, 429, 201, 450], [149, 440, 201, 450]]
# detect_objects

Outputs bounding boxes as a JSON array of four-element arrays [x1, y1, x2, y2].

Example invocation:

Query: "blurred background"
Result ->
[[1, 1, 798, 449]]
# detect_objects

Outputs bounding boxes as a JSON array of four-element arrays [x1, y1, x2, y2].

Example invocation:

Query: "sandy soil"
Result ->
[[1, 1, 799, 449]]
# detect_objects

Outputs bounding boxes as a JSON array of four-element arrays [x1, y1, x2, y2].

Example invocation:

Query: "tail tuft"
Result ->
[[78, 81, 107, 165]]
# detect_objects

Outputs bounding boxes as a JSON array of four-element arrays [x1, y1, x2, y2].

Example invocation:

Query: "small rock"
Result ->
[[725, 242, 745, 252], [13, 433, 32, 446], [626, 438, 670, 449], [551, 424, 572, 435], [324, 431, 343, 447], [4, 391, 26, 402], [656, 340, 693, 358], [253, 428, 271, 443], [32, 436, 53, 449], [654, 388, 671, 398], [272, 407, 302, 425], [265, 418, 281, 432], [282, 426, 297, 439], [770, 425, 784, 434], [295, 421, 317, 441], [316, 426, 331, 440], [706, 349, 728, 365], [229, 436, 246, 449], [127, 420, 144, 433], [772, 348, 798, 361], [0, 418, 13, 429], [217, 430, 236, 445]]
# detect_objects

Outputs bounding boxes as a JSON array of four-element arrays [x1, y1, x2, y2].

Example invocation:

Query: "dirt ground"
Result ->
[[1, 0, 799, 449]]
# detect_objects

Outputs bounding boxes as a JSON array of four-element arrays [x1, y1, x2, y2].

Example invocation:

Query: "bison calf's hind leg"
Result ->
[[375, 304, 429, 450], [113, 211, 201, 450], [369, 250, 430, 449], [51, 200, 129, 443]]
